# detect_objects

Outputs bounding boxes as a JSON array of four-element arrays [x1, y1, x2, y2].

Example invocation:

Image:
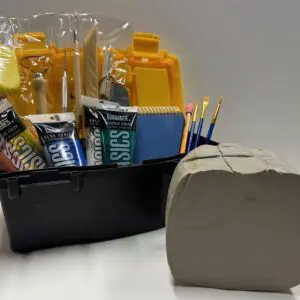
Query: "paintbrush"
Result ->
[[180, 103, 193, 154], [194, 96, 210, 148], [187, 103, 198, 153], [73, 27, 81, 125], [62, 48, 68, 112], [206, 96, 223, 144]]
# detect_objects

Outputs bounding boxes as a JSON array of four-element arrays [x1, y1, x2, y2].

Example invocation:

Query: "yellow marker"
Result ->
[[187, 103, 198, 153]]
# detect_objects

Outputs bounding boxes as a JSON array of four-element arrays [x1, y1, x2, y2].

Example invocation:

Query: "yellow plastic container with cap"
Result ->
[[125, 32, 184, 112]]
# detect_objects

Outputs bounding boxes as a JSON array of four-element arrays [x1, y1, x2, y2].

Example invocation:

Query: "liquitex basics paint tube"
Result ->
[[28, 113, 86, 168], [0, 99, 47, 171], [81, 95, 119, 166], [84, 104, 137, 166]]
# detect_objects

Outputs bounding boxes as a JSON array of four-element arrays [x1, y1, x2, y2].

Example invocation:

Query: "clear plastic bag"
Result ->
[[5, 13, 74, 116], [0, 20, 49, 172], [0, 13, 132, 120], [75, 13, 132, 109], [0, 17, 21, 98]]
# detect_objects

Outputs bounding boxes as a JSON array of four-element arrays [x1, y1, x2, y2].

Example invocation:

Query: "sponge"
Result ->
[[0, 45, 20, 97]]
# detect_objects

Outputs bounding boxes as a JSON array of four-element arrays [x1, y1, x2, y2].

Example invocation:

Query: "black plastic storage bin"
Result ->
[[0, 137, 217, 253]]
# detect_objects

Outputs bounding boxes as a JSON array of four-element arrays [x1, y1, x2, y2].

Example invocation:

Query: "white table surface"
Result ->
[[0, 212, 298, 300]]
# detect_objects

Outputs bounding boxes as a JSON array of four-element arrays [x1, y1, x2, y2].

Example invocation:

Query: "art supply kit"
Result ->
[[0, 13, 221, 252]]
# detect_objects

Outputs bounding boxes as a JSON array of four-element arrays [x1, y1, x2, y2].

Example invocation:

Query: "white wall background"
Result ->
[[3, 0, 300, 168]]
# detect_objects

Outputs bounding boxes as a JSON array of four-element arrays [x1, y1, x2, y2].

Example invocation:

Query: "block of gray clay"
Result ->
[[166, 143, 300, 292]]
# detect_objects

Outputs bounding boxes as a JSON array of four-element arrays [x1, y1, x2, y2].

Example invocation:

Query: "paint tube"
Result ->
[[0, 135, 18, 172], [27, 113, 86, 168], [81, 95, 119, 166], [84, 104, 137, 166], [0, 98, 47, 171]]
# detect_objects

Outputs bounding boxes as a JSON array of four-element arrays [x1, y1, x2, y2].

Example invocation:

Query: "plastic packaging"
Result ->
[[0, 13, 133, 118], [75, 13, 132, 120], [0, 17, 20, 97], [0, 13, 74, 116]]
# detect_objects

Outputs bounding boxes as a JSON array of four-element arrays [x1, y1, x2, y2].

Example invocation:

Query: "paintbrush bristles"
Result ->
[[200, 96, 210, 119], [212, 96, 223, 123], [192, 104, 199, 122], [83, 25, 98, 98]]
